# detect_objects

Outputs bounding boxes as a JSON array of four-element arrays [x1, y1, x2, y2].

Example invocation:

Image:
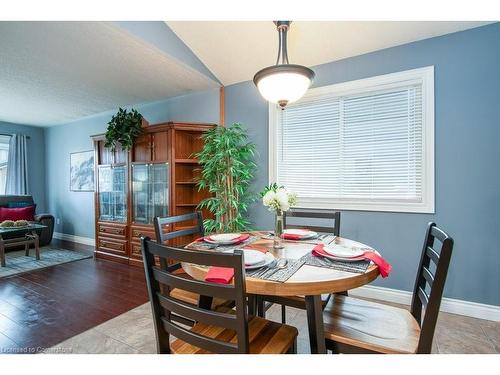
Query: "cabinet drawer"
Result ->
[[130, 243, 143, 259], [130, 243, 171, 266], [98, 237, 127, 255], [131, 227, 156, 241], [98, 224, 126, 237]]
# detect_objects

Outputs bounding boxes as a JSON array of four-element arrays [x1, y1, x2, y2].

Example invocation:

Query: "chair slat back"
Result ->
[[283, 209, 341, 236], [154, 212, 204, 244], [141, 237, 249, 354], [154, 213, 205, 269], [410, 222, 454, 353]]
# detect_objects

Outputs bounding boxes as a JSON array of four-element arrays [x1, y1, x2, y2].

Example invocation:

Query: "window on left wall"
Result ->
[[0, 135, 10, 194]]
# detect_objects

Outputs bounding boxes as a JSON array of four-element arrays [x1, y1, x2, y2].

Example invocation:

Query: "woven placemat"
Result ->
[[300, 252, 370, 274], [246, 259, 305, 282], [187, 236, 259, 252], [260, 232, 337, 245]]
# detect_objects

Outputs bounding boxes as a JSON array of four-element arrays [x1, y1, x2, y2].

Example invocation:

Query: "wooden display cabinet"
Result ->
[[92, 121, 214, 266]]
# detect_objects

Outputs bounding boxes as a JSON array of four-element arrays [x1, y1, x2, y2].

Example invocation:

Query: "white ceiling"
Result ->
[[167, 21, 491, 86], [0, 21, 492, 127], [0, 22, 219, 126]]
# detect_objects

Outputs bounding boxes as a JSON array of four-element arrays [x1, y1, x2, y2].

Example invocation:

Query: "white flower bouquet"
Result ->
[[261, 183, 298, 213], [260, 183, 297, 248]]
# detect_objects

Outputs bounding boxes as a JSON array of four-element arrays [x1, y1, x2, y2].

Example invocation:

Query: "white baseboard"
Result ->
[[349, 285, 500, 322], [53, 232, 95, 247]]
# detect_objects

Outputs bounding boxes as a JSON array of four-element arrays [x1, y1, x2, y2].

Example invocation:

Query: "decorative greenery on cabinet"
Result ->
[[196, 123, 257, 233], [105, 108, 143, 151]]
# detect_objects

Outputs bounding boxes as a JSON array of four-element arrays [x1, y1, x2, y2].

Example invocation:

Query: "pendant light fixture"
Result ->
[[253, 21, 315, 108]]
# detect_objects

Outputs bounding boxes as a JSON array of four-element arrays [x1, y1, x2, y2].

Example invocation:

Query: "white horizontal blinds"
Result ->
[[341, 85, 423, 202], [277, 94, 341, 199], [276, 83, 423, 204]]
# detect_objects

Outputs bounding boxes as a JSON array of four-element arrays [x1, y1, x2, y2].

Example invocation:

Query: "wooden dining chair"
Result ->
[[259, 209, 342, 323], [322, 222, 454, 354], [283, 209, 341, 236], [141, 237, 298, 354], [154, 213, 230, 316], [154, 211, 204, 247]]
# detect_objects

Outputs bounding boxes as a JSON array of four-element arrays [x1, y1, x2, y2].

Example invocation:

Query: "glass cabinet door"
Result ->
[[132, 164, 150, 224], [98, 165, 127, 222], [151, 163, 169, 219], [132, 163, 168, 224]]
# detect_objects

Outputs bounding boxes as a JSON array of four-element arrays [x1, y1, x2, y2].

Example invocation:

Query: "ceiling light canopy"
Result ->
[[253, 21, 315, 108]]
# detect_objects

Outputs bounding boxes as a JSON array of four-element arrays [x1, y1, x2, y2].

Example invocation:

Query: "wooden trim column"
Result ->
[[219, 86, 225, 126]]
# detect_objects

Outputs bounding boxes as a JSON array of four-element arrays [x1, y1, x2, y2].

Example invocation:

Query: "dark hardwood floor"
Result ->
[[0, 240, 148, 353]]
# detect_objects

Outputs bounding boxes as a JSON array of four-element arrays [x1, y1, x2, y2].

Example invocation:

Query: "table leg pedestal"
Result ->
[[247, 294, 258, 317], [305, 295, 327, 354], [25, 231, 40, 260], [198, 295, 213, 310]]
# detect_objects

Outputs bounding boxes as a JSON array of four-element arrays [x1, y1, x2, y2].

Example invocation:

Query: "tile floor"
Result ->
[[50, 300, 499, 354]]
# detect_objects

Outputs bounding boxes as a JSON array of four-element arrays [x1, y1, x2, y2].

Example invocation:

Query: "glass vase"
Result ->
[[274, 209, 284, 249]]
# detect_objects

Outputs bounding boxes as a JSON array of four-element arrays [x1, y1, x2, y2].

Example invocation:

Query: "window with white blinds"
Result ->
[[269, 67, 434, 213]]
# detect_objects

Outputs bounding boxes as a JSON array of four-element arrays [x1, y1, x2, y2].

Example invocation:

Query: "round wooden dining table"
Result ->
[[183, 231, 381, 354]]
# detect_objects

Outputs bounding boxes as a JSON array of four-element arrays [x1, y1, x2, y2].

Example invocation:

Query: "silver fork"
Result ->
[[248, 260, 275, 278], [262, 258, 288, 279], [251, 258, 282, 278]]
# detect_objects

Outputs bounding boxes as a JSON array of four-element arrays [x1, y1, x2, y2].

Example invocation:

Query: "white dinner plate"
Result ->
[[205, 233, 242, 245], [321, 253, 365, 262], [283, 229, 318, 239], [245, 252, 275, 270], [322, 244, 364, 258], [243, 249, 266, 266]]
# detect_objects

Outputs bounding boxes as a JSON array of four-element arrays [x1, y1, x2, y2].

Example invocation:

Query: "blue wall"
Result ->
[[0, 121, 47, 213], [44, 88, 220, 239], [225, 23, 500, 306], [40, 23, 499, 306]]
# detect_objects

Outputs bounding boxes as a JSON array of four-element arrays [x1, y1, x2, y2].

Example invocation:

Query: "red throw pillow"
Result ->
[[0, 206, 36, 222]]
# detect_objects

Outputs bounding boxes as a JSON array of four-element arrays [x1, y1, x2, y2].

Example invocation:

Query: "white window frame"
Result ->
[[269, 66, 435, 214]]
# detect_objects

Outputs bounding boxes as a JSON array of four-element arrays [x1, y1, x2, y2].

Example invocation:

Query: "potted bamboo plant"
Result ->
[[196, 123, 257, 233]]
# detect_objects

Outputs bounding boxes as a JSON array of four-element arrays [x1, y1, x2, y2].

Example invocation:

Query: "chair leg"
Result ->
[[281, 304, 286, 323], [156, 332, 171, 354], [33, 232, 40, 260], [287, 338, 297, 354], [326, 339, 340, 354]]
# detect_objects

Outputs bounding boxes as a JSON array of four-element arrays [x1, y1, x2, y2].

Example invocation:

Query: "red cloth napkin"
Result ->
[[312, 244, 392, 278], [204, 245, 268, 284], [197, 234, 252, 284], [205, 266, 234, 284], [281, 233, 303, 240]]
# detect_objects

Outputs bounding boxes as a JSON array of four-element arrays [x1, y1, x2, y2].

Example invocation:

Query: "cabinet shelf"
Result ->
[[176, 181, 197, 185], [175, 158, 199, 164]]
